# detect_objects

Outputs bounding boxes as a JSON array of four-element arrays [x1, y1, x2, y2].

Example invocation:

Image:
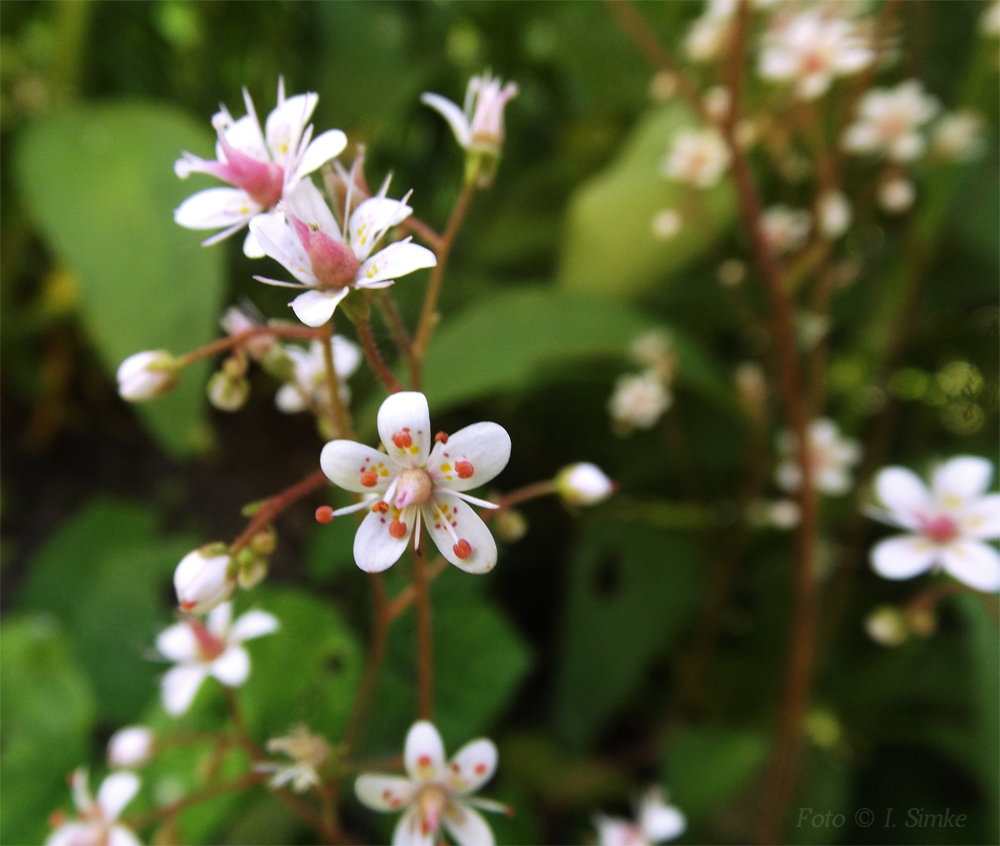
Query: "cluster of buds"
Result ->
[[255, 725, 332, 793], [608, 329, 678, 435], [864, 603, 938, 648]]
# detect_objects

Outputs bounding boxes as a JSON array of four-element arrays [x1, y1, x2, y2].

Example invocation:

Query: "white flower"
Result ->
[[593, 787, 686, 846], [866, 456, 1000, 592], [220, 303, 275, 361], [878, 176, 915, 213], [630, 329, 678, 383], [174, 78, 347, 256], [556, 463, 616, 506], [155, 602, 279, 716], [661, 128, 731, 188], [274, 337, 361, 414], [759, 8, 873, 100], [355, 721, 508, 846], [651, 208, 683, 240], [816, 190, 852, 239], [46, 769, 141, 846], [255, 725, 330, 793], [761, 205, 811, 254], [684, 0, 737, 62], [609, 371, 672, 432], [107, 727, 155, 769], [249, 176, 436, 327], [932, 111, 985, 161], [776, 418, 861, 496], [116, 351, 178, 402], [842, 80, 940, 162], [320, 392, 510, 574], [421, 71, 519, 155], [174, 547, 235, 615]]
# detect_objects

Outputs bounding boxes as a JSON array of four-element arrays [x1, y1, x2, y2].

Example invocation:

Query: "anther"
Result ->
[[455, 461, 474, 479], [315, 506, 335, 524], [371, 501, 389, 514], [453, 539, 472, 559], [389, 519, 408, 539], [360, 470, 379, 487], [435, 431, 449, 444], [392, 431, 412, 449]]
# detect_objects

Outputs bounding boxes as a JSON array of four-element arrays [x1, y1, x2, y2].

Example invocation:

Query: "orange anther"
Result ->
[[371, 501, 389, 514], [474, 763, 487, 775], [455, 461, 474, 479], [389, 519, 408, 539], [453, 539, 472, 559], [360, 470, 379, 487], [392, 431, 412, 449], [418, 755, 431, 767], [435, 431, 449, 444], [315, 506, 335, 524]]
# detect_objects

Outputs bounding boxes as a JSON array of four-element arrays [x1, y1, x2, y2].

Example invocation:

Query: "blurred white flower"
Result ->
[[981, 0, 1000, 36], [630, 329, 678, 383], [932, 111, 985, 161], [174, 547, 235, 615], [255, 726, 330, 793], [761, 205, 811, 254], [816, 190, 852, 239], [776, 418, 861, 495], [878, 176, 915, 213], [116, 351, 178, 402], [842, 80, 940, 162], [661, 128, 731, 188], [609, 371, 672, 433], [107, 727, 155, 770], [556, 463, 616, 506], [651, 208, 683, 240], [864, 605, 909, 647], [685, 0, 736, 62], [275, 337, 361, 414], [422, 71, 518, 155], [594, 786, 686, 846], [46, 769, 141, 846]]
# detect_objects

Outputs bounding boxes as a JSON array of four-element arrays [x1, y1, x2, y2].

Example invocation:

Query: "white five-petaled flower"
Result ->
[[255, 725, 331, 794], [422, 71, 519, 155], [758, 8, 873, 100], [866, 456, 1000, 592], [761, 205, 812, 254], [320, 392, 510, 574], [249, 176, 436, 327], [174, 78, 347, 256], [46, 769, 141, 846], [355, 721, 508, 846], [155, 602, 279, 716], [593, 786, 686, 846], [609, 370, 673, 434], [661, 128, 731, 188], [275, 337, 361, 414], [776, 418, 861, 496], [842, 80, 941, 162]]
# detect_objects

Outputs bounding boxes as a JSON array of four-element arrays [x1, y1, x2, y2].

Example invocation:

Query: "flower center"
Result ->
[[189, 620, 227, 662], [416, 784, 448, 837], [394, 468, 433, 509], [215, 128, 285, 208], [289, 215, 359, 289], [919, 514, 959, 545]]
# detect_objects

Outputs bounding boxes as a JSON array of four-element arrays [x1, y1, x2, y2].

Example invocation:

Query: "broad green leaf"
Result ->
[[16, 102, 225, 455], [558, 102, 736, 296], [553, 519, 703, 748], [1, 616, 96, 846]]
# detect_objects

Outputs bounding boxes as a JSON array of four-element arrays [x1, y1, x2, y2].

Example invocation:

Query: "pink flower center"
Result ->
[[416, 784, 448, 837], [214, 129, 284, 208], [394, 468, 433, 509], [288, 215, 359, 289], [189, 620, 227, 661], [919, 514, 959, 545]]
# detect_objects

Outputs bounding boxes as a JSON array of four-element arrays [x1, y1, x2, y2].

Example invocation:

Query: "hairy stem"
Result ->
[[375, 290, 420, 389], [353, 312, 404, 394], [321, 320, 354, 439], [413, 545, 434, 720], [176, 326, 321, 368]]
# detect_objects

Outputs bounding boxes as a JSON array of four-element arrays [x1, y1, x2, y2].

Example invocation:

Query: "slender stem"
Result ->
[[486, 480, 558, 515], [344, 574, 388, 753], [376, 290, 420, 389], [384, 557, 448, 622], [321, 320, 354, 439], [413, 545, 434, 720], [353, 312, 404, 394], [176, 326, 321, 368], [398, 215, 442, 251], [126, 773, 265, 829], [231, 469, 328, 553]]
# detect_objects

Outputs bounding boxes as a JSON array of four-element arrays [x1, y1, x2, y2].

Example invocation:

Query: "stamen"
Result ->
[[360, 470, 379, 487], [435, 431, 449, 444], [372, 501, 389, 514], [389, 519, 408, 539], [455, 461, 475, 479], [315, 506, 335, 524], [392, 430, 412, 449], [453, 539, 472, 559]]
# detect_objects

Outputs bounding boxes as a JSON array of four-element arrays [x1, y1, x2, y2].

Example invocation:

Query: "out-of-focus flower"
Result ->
[[593, 786, 686, 846], [117, 351, 179, 402], [249, 178, 436, 327], [761, 205, 811, 254], [255, 726, 330, 793], [685, 0, 736, 62], [816, 190, 852, 239], [932, 111, 985, 161], [866, 456, 1000, 591], [981, 0, 1000, 36], [274, 337, 361, 414], [107, 727, 155, 769], [661, 128, 731, 188], [842, 80, 940, 162], [174, 546, 235, 615], [492, 508, 528, 543], [221, 303, 276, 361], [421, 71, 518, 156], [776, 418, 861, 495], [320, 392, 510, 574], [355, 721, 508, 846], [734, 362, 767, 420], [877, 176, 915, 213], [156, 602, 279, 716], [207, 364, 250, 412], [717, 258, 747, 287], [703, 85, 731, 121], [864, 605, 909, 647], [46, 769, 141, 846], [630, 329, 678, 383], [609, 371, 672, 433], [175, 79, 347, 256], [556, 463, 616, 506], [651, 208, 683, 240]]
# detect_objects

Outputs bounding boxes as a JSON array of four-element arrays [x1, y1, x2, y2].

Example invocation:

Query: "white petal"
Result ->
[[889, 132, 924, 162], [285, 178, 341, 239], [377, 392, 432, 469], [446, 739, 497, 795], [249, 211, 317, 286], [392, 806, 434, 846], [593, 816, 642, 846], [97, 772, 140, 822], [962, 494, 1000, 540], [321, 440, 396, 493], [871, 535, 938, 580], [427, 422, 511, 492], [175, 188, 259, 230], [354, 774, 417, 812], [421, 92, 473, 148], [443, 801, 495, 846], [275, 383, 307, 413], [210, 645, 251, 686], [243, 228, 266, 258], [348, 196, 413, 261], [353, 505, 414, 573], [423, 493, 498, 574], [266, 92, 318, 168], [156, 623, 197, 662], [641, 802, 686, 842], [290, 288, 350, 327], [405, 721, 446, 783], [108, 825, 143, 846], [332, 335, 362, 378], [875, 467, 931, 528], [161, 663, 209, 715], [932, 456, 994, 505], [941, 541, 1000, 592], [207, 601, 233, 637], [229, 609, 280, 642], [294, 129, 348, 181], [356, 240, 437, 286], [46, 822, 93, 846], [222, 108, 269, 161]]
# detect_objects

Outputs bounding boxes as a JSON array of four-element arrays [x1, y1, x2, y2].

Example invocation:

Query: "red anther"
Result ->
[[392, 431, 412, 449], [505, 805, 515, 819], [455, 461, 474, 479], [453, 539, 472, 559], [371, 501, 389, 514], [435, 431, 449, 444], [360, 470, 379, 487], [474, 763, 487, 775], [180, 600, 197, 611], [315, 506, 335, 524], [418, 755, 431, 768], [389, 519, 408, 539]]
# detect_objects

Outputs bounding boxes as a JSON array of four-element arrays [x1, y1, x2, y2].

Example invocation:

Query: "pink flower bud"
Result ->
[[107, 726, 155, 768], [174, 548, 235, 615], [116, 351, 178, 402]]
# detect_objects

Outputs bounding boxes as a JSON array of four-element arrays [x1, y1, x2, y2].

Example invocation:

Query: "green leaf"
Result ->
[[553, 519, 703, 748], [558, 103, 737, 297], [16, 102, 226, 456], [1, 616, 96, 846]]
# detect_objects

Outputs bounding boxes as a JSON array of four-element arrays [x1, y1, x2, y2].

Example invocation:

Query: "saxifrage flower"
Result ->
[[46, 769, 141, 846]]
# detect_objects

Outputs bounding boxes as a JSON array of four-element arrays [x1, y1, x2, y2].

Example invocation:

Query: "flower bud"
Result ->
[[493, 508, 528, 543], [238, 556, 269, 589], [174, 547, 236, 615], [556, 463, 616, 506], [116, 351, 179, 402], [864, 605, 909, 647], [207, 370, 250, 412], [878, 176, 915, 213], [107, 726, 155, 768]]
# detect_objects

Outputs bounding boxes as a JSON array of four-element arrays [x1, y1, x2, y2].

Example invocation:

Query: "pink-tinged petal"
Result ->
[[377, 392, 432, 469], [266, 92, 318, 168], [285, 179, 341, 239], [405, 721, 446, 783], [174, 188, 259, 230], [249, 212, 317, 286], [321, 440, 396, 493], [156, 623, 197, 662], [161, 663, 209, 715], [593, 816, 643, 846], [427, 422, 511, 492], [294, 129, 348, 182], [353, 505, 414, 573], [941, 541, 1000, 592], [96, 772, 139, 822], [871, 535, 938, 580], [443, 801, 496, 846], [932, 456, 994, 505], [229, 609, 279, 643], [243, 228, 266, 258], [421, 93, 473, 148], [46, 822, 92, 846], [640, 797, 686, 842], [354, 774, 417, 812], [392, 806, 434, 846], [348, 196, 413, 261], [290, 288, 350, 327], [875, 467, 931, 528], [446, 739, 497, 795], [962, 494, 1000, 540], [206, 601, 233, 637], [210, 645, 251, 687], [220, 109, 269, 162], [108, 825, 143, 846], [357, 241, 437, 286], [423, 493, 498, 574]]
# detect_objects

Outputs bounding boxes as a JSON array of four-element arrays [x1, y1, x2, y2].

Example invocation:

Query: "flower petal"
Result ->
[[427, 422, 511, 492], [210, 645, 251, 686], [405, 721, 446, 783], [46, 822, 92, 846], [156, 622, 198, 662], [377, 392, 432, 469], [175, 188, 259, 230], [593, 816, 642, 846], [321, 440, 396, 493], [161, 663, 209, 716], [97, 772, 140, 822], [354, 775, 417, 812], [348, 196, 413, 261], [962, 494, 1000, 540], [108, 825, 142, 846], [421, 92, 473, 148], [207, 601, 233, 637], [290, 288, 350, 327], [446, 739, 497, 795], [941, 540, 1000, 592], [229, 609, 279, 642], [353, 505, 414, 573], [875, 467, 931, 528], [357, 240, 437, 286], [932, 456, 994, 506], [640, 797, 686, 842], [423, 492, 498, 574], [243, 228, 266, 258], [443, 801, 495, 846], [266, 92, 318, 168], [871, 535, 938, 580], [294, 129, 348, 182], [392, 806, 434, 846], [332, 335, 362, 378], [249, 211, 317, 286], [221, 107, 269, 161], [285, 178, 341, 238]]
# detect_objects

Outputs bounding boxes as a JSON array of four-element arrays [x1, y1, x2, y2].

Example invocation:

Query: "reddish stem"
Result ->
[[353, 313, 404, 394], [230, 469, 328, 553], [176, 326, 321, 367]]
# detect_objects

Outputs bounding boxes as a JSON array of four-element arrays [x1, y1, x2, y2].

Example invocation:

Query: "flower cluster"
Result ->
[[609, 330, 678, 435]]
